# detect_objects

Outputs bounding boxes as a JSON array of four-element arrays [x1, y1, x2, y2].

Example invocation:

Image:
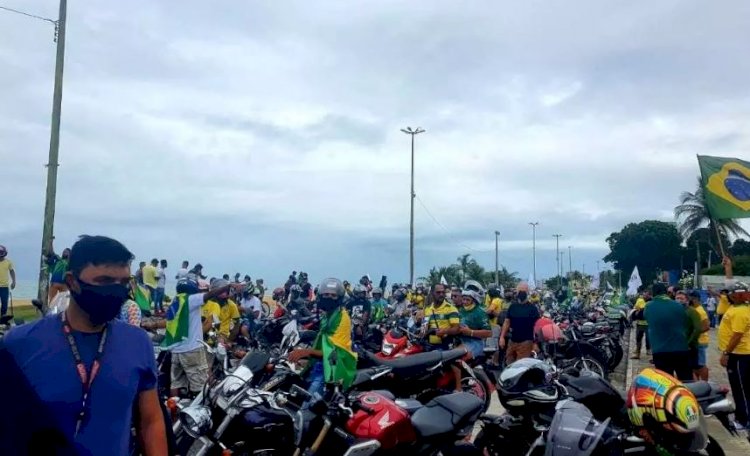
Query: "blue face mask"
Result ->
[[72, 278, 129, 325]]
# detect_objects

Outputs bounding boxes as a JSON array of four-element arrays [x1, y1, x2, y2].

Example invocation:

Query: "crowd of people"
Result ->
[[1, 234, 749, 454]]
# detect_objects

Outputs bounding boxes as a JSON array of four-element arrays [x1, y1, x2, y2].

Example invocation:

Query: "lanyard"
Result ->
[[60, 311, 109, 437]]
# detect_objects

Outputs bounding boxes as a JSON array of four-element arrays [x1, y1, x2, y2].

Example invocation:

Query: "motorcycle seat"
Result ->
[[683, 381, 714, 398], [364, 348, 468, 377], [411, 392, 484, 437], [352, 367, 391, 387]]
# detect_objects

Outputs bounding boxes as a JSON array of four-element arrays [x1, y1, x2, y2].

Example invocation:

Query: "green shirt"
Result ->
[[644, 295, 690, 354], [459, 304, 490, 333], [685, 306, 703, 348]]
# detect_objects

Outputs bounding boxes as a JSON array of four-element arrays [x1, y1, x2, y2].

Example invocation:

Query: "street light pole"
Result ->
[[401, 127, 425, 287], [552, 234, 562, 286], [529, 222, 539, 286], [494, 231, 500, 285], [568, 245, 573, 277]]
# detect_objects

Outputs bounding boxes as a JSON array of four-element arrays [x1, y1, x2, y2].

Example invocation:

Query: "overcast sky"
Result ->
[[2, 0, 750, 289]]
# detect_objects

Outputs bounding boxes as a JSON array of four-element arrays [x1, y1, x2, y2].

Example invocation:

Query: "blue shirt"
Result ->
[[4, 315, 157, 456]]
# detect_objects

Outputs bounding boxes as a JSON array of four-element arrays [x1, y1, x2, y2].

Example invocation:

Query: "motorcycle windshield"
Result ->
[[544, 401, 610, 456]]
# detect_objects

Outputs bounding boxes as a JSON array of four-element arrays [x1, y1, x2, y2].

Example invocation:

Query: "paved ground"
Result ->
[[481, 328, 750, 454]]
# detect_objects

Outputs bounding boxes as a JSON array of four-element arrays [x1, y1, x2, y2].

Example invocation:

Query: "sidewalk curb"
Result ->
[[625, 326, 636, 389]]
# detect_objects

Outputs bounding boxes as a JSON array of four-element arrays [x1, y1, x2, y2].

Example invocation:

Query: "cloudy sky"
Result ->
[[2, 0, 750, 290]]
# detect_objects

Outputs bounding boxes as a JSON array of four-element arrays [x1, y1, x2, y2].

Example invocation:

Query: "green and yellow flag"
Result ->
[[313, 307, 358, 388], [698, 155, 750, 219], [130, 279, 152, 314], [162, 294, 190, 347]]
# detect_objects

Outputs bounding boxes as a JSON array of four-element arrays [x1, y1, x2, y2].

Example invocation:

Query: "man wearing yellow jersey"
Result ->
[[142, 258, 159, 308], [0, 245, 16, 316], [202, 279, 241, 342], [718, 284, 750, 429], [422, 284, 461, 348], [688, 291, 710, 381], [630, 288, 651, 359]]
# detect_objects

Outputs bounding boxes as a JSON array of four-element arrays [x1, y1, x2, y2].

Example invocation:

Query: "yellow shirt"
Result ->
[[412, 294, 425, 309], [634, 297, 648, 326], [0, 259, 14, 287], [486, 297, 503, 326], [203, 299, 240, 337], [717, 295, 731, 316], [718, 304, 750, 355], [424, 301, 460, 345], [694, 305, 710, 346], [142, 265, 158, 288]]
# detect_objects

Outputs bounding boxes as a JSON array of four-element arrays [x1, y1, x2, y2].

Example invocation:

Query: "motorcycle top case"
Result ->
[[346, 392, 417, 449]]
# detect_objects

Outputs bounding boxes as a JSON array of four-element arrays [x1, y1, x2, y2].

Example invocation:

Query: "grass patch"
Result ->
[[10, 306, 41, 323]]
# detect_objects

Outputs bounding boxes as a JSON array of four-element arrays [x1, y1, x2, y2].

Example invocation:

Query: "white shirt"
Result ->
[[170, 293, 206, 354], [241, 296, 261, 315], [156, 266, 166, 288], [705, 296, 717, 312], [176, 268, 189, 281]]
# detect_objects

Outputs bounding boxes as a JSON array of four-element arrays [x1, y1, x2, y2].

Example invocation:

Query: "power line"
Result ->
[[414, 195, 493, 254], [0, 5, 57, 24]]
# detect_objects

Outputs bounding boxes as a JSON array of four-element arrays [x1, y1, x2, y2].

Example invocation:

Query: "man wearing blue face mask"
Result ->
[[1, 235, 167, 456]]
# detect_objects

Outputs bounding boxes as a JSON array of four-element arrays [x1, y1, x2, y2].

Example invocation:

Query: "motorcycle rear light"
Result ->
[[222, 450, 233, 456], [719, 385, 730, 394], [265, 363, 275, 372]]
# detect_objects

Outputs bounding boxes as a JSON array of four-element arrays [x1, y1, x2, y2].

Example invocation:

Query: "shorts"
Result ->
[[171, 347, 209, 393], [462, 338, 485, 358], [693, 345, 708, 369], [505, 340, 535, 365]]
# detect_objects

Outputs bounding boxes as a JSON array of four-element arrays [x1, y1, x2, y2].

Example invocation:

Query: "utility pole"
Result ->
[[400, 127, 424, 286], [552, 234, 562, 286], [494, 231, 500, 285], [568, 246, 573, 277], [528, 222, 539, 286], [2, 0, 71, 308]]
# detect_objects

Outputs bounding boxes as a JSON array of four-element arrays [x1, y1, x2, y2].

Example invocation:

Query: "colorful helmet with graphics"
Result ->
[[626, 368, 707, 452]]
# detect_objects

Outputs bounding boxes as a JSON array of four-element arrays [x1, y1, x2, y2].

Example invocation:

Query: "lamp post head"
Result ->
[[401, 127, 426, 135], [495, 230, 500, 236]]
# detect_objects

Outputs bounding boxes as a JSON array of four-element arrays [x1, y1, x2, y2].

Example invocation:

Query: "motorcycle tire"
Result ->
[[572, 357, 607, 379], [261, 302, 271, 318], [461, 375, 490, 412], [608, 339, 624, 370], [473, 429, 533, 456]]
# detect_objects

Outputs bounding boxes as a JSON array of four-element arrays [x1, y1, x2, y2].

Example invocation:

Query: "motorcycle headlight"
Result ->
[[382, 343, 394, 356], [179, 405, 212, 438]]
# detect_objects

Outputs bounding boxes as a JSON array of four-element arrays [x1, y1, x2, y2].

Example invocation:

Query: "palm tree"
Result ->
[[675, 176, 748, 256]]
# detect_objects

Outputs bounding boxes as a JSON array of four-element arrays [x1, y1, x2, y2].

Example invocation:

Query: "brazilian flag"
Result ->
[[130, 279, 152, 314], [698, 155, 750, 219], [313, 307, 358, 388], [162, 294, 190, 347]]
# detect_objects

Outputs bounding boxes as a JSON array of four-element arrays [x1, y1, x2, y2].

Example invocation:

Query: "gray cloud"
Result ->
[[2, 0, 750, 292]]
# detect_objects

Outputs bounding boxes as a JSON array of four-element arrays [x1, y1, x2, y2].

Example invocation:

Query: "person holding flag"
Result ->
[[289, 278, 358, 395], [160, 274, 244, 397]]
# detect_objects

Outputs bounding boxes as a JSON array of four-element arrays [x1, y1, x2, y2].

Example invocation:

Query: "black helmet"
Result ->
[[497, 358, 558, 416]]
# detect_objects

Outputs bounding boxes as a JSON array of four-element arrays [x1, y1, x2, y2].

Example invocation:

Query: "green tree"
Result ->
[[604, 220, 683, 284], [731, 239, 750, 257], [421, 254, 520, 289], [674, 176, 748, 255], [702, 255, 750, 276], [482, 267, 521, 289], [545, 275, 568, 289]]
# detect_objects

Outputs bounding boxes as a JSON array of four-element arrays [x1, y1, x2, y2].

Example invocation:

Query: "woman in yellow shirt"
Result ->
[[718, 286, 750, 428]]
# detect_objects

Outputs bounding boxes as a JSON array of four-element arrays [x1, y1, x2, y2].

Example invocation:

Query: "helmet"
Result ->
[[210, 278, 229, 290], [318, 278, 345, 299], [0, 245, 6, 257], [353, 284, 367, 298], [244, 283, 256, 295], [272, 287, 285, 301], [393, 289, 406, 301], [487, 286, 501, 298], [372, 287, 383, 296], [728, 282, 750, 304], [463, 280, 485, 293], [176, 274, 200, 295], [626, 368, 706, 452], [497, 358, 559, 416], [461, 290, 482, 306], [544, 400, 612, 456]]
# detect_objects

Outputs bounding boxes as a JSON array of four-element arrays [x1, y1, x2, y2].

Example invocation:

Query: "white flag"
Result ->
[[440, 275, 448, 286], [500, 284, 505, 295], [626, 266, 642, 296], [606, 281, 614, 291], [528, 273, 536, 290], [590, 275, 600, 290]]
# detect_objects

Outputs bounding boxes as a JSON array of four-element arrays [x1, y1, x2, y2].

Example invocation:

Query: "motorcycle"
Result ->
[[279, 384, 484, 456], [356, 325, 492, 411]]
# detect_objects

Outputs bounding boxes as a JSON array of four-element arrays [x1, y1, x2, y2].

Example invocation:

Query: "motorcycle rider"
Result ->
[[370, 287, 388, 323], [412, 284, 426, 309], [346, 284, 371, 339], [288, 278, 358, 394], [421, 284, 461, 348], [389, 288, 411, 318], [287, 283, 312, 317], [202, 278, 242, 344]]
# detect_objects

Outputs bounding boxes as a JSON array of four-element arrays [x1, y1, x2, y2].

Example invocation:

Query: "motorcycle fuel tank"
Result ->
[[346, 392, 417, 449]]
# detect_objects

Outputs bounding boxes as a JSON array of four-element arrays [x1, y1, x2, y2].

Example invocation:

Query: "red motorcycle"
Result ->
[[286, 385, 483, 456]]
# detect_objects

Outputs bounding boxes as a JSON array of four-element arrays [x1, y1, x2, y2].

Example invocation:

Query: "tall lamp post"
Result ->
[[401, 127, 425, 286], [529, 222, 540, 286], [552, 234, 562, 286], [568, 245, 573, 277], [494, 231, 500, 285]]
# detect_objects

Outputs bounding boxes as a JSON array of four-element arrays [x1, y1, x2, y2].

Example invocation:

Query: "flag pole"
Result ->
[[712, 220, 727, 258]]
